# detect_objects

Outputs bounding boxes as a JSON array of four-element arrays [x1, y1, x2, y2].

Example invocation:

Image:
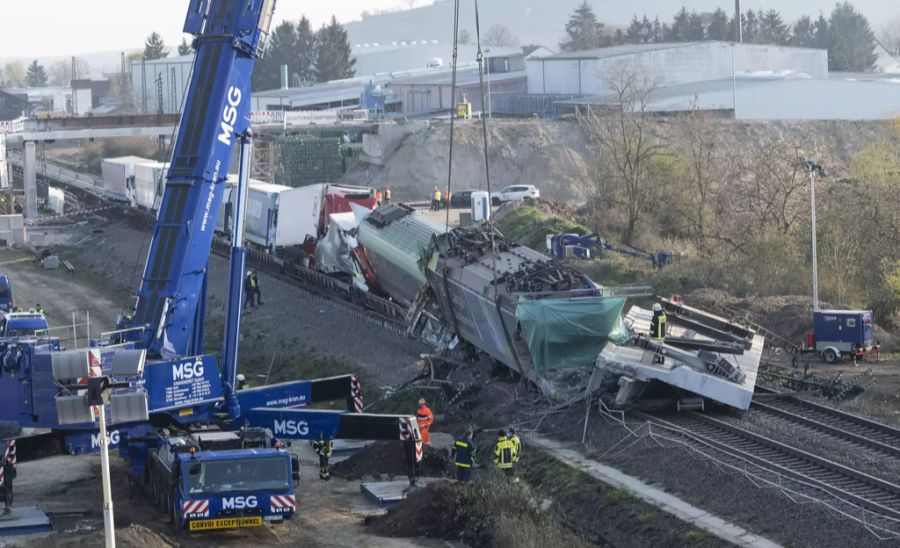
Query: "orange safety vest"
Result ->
[[385, 188, 392, 201], [375, 190, 383, 203], [416, 405, 433, 444]]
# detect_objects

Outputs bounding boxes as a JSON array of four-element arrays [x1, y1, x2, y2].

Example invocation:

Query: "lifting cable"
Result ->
[[473, 0, 499, 285], [444, 0, 461, 232]]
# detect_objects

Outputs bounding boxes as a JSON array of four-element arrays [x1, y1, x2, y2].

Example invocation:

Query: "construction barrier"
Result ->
[[283, 110, 340, 126], [250, 111, 285, 124], [0, 118, 26, 135]]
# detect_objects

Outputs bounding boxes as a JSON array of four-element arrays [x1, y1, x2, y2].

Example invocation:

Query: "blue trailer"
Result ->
[[805, 309, 878, 363]]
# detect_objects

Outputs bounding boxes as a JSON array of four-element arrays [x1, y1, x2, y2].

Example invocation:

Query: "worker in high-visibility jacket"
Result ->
[[649, 303, 667, 341], [494, 430, 517, 478], [509, 428, 521, 464], [416, 397, 434, 445], [312, 435, 333, 481], [451, 429, 477, 482], [431, 186, 442, 211]]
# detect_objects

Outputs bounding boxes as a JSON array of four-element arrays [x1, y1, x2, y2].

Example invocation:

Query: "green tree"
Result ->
[[143, 32, 168, 60], [707, 8, 731, 41], [25, 60, 48, 88], [295, 16, 317, 83], [667, 7, 692, 42], [625, 15, 654, 44], [791, 15, 816, 47], [177, 38, 193, 56], [828, 2, 877, 71], [256, 20, 297, 90], [560, 1, 608, 51], [314, 16, 355, 82], [759, 9, 790, 44], [742, 10, 760, 43]]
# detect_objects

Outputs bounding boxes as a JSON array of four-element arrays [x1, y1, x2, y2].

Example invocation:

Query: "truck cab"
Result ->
[[0, 312, 49, 339], [0, 276, 12, 313], [807, 309, 877, 363], [146, 429, 296, 530]]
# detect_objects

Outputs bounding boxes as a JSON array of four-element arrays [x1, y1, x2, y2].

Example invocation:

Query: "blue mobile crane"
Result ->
[[1, 0, 422, 532]]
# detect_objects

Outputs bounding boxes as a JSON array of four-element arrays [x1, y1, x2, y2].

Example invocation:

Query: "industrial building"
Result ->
[[528, 41, 900, 121], [130, 54, 193, 115], [527, 42, 828, 96]]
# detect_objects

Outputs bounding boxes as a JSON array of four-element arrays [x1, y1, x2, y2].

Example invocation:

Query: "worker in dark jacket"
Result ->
[[243, 271, 255, 308], [649, 303, 667, 341], [494, 430, 516, 478], [451, 429, 477, 482], [250, 270, 262, 305], [313, 435, 333, 481]]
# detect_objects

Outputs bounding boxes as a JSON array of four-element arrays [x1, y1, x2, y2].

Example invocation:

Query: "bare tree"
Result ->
[[579, 63, 664, 245], [49, 58, 91, 86], [482, 24, 519, 47], [3, 61, 25, 88], [674, 99, 721, 253], [880, 18, 900, 56]]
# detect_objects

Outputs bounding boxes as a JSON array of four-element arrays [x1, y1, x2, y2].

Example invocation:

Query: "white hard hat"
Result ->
[[237, 373, 246, 382], [652, 303, 663, 312]]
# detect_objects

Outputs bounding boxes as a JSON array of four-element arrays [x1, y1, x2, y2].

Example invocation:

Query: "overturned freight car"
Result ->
[[357, 205, 631, 395]]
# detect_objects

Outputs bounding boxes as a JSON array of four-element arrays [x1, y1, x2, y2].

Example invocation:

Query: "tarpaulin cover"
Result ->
[[517, 296, 629, 373]]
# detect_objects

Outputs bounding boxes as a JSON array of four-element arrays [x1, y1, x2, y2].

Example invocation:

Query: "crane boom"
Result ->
[[130, 0, 275, 356]]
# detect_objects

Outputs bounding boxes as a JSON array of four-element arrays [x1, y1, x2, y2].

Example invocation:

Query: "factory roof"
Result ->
[[541, 41, 823, 61]]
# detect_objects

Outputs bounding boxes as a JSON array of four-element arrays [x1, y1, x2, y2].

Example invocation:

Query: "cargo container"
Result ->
[[46, 186, 65, 215], [232, 182, 377, 252], [101, 156, 154, 202], [133, 161, 167, 212]]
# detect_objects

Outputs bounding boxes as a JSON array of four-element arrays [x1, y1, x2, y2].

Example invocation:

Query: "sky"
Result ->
[[0, 0, 419, 59], [0, 0, 894, 60]]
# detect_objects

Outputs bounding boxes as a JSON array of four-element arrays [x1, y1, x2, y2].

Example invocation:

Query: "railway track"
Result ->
[[632, 409, 900, 523], [751, 390, 900, 460], [209, 237, 412, 336]]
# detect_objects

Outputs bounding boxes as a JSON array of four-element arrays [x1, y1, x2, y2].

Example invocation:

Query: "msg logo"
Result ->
[[173, 358, 204, 381], [91, 430, 120, 448], [217, 86, 242, 146], [222, 495, 257, 510], [274, 420, 309, 436]]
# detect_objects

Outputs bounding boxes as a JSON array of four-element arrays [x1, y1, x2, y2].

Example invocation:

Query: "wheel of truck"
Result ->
[[823, 348, 838, 364]]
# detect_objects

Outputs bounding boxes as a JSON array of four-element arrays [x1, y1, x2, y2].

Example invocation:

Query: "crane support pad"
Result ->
[[0, 506, 52, 535]]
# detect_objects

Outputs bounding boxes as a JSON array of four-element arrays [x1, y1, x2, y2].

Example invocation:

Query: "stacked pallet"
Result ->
[[276, 135, 344, 187]]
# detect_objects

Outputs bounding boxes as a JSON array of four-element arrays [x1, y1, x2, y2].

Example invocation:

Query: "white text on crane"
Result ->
[[217, 86, 242, 146]]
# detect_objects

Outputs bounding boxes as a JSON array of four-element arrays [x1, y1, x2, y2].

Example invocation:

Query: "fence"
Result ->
[[275, 135, 345, 187], [490, 94, 582, 117]]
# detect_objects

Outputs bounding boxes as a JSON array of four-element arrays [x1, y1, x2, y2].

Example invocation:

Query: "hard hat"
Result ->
[[418, 397, 426, 406], [652, 303, 663, 312], [237, 373, 246, 382]]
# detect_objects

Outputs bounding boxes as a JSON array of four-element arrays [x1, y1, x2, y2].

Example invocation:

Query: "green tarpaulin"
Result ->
[[516, 296, 629, 374]]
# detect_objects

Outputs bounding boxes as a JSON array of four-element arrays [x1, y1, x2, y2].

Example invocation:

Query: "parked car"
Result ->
[[449, 189, 478, 208], [491, 185, 540, 205]]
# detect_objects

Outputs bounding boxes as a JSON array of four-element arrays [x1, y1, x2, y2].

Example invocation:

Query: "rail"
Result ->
[[631, 409, 900, 523], [752, 389, 900, 459]]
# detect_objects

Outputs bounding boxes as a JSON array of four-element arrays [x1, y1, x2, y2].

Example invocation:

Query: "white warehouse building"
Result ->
[[527, 42, 828, 95], [534, 41, 900, 121]]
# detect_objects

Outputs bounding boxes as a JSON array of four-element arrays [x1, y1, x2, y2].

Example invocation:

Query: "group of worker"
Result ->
[[430, 185, 453, 210], [375, 187, 392, 206], [243, 270, 262, 308], [450, 426, 521, 482], [8, 304, 42, 314]]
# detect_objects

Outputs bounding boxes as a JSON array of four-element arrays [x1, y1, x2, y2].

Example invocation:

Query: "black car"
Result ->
[[449, 189, 477, 208]]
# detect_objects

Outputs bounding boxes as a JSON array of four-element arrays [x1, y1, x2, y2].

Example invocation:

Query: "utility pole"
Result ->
[[802, 159, 828, 311], [734, 0, 742, 43]]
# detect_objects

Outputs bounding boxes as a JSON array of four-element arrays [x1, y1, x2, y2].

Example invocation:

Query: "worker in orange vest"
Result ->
[[384, 187, 392, 203], [375, 189, 383, 206], [416, 397, 434, 445]]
